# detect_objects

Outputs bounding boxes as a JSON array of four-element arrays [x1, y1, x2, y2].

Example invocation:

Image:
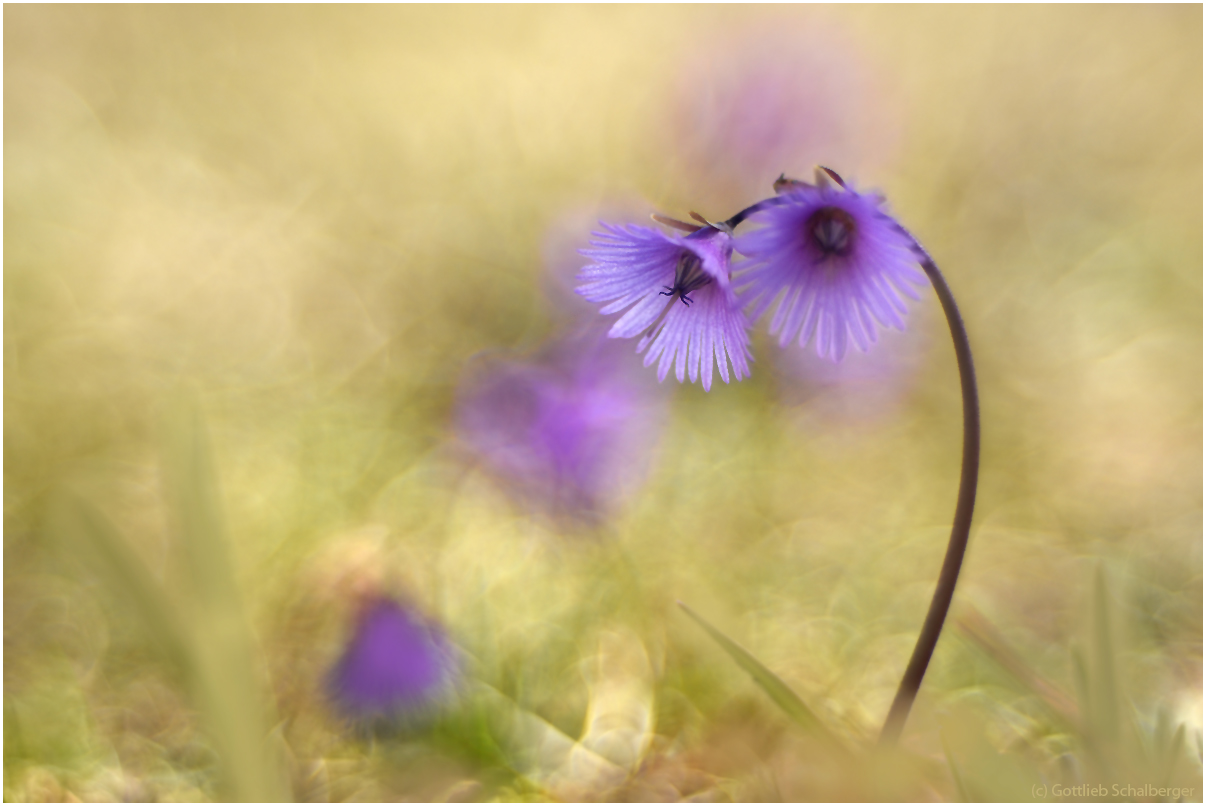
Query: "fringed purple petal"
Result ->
[[734, 183, 928, 361], [577, 222, 752, 390]]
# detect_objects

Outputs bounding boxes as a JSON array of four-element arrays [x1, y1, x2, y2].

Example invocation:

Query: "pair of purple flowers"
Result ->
[[577, 170, 927, 386], [581, 169, 982, 745]]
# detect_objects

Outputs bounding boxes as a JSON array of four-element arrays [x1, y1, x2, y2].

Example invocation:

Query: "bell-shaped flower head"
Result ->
[[328, 597, 458, 728], [734, 174, 928, 362], [576, 223, 751, 391]]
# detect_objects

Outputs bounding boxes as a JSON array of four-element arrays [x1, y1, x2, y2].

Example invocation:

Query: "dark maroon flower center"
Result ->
[[660, 251, 711, 306], [806, 207, 856, 259]]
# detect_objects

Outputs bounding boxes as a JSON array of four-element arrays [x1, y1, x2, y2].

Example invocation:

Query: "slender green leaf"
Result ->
[[159, 396, 289, 802], [47, 491, 190, 670], [1160, 724, 1185, 789], [1090, 567, 1119, 741], [161, 394, 239, 613], [955, 609, 1079, 730], [678, 601, 840, 745], [938, 728, 972, 803]]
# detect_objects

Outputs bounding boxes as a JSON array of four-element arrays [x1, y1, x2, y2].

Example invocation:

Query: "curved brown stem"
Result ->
[[879, 253, 981, 745]]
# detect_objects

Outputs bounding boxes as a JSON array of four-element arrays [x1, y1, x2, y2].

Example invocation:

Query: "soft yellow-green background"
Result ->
[[5, 6, 1201, 801]]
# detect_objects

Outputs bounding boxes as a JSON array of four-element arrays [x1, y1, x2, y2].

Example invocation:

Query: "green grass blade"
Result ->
[[161, 394, 239, 613], [955, 608, 1079, 730], [160, 396, 290, 802], [1070, 646, 1090, 720], [46, 491, 191, 670], [938, 728, 972, 803], [1160, 723, 1185, 788], [1090, 566, 1120, 742], [678, 601, 838, 744]]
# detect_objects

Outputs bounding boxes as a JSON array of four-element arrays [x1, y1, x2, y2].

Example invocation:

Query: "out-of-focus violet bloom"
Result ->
[[328, 598, 457, 726], [735, 176, 928, 362], [457, 336, 664, 521], [773, 321, 925, 429], [577, 223, 751, 390], [668, 24, 898, 204]]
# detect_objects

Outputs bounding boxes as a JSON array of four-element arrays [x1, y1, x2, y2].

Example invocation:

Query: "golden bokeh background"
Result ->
[[5, 6, 1201, 801]]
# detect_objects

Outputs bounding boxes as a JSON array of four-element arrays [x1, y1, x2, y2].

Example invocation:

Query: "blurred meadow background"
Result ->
[[5, 5, 1202, 801]]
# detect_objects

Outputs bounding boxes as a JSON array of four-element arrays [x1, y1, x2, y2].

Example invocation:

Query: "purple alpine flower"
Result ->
[[734, 173, 928, 362], [773, 322, 924, 429], [576, 223, 751, 391], [328, 598, 457, 725], [668, 23, 898, 204], [456, 335, 664, 522]]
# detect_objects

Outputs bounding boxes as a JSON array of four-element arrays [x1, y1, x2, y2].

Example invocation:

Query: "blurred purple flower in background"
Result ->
[[328, 597, 457, 726], [457, 334, 665, 522], [771, 321, 926, 430], [736, 175, 927, 362], [577, 224, 751, 390], [667, 23, 899, 204]]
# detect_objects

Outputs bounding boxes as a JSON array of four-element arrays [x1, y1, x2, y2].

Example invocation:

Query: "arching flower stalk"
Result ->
[[576, 167, 980, 744], [727, 168, 980, 744]]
